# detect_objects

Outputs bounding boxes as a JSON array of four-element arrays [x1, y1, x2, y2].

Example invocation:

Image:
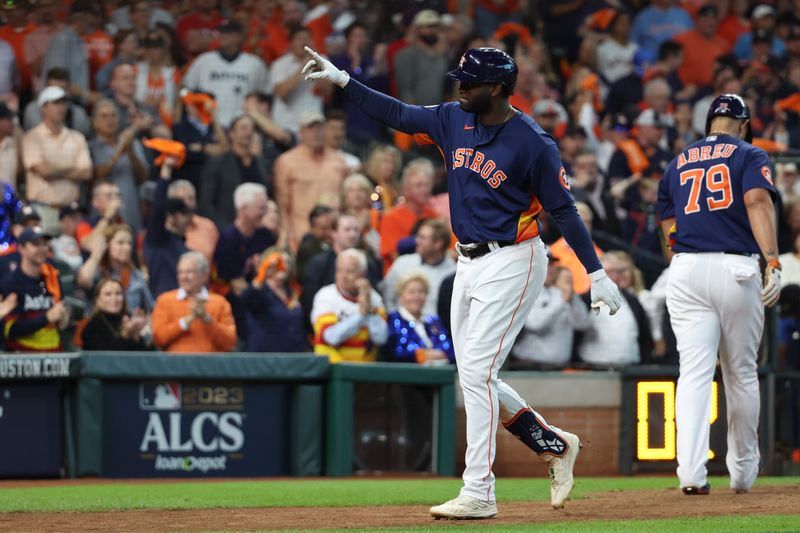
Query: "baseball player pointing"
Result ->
[[657, 94, 780, 495], [303, 46, 622, 519]]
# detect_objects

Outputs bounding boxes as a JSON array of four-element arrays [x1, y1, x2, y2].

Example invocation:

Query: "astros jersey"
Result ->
[[344, 80, 573, 244], [310, 284, 387, 363], [182, 51, 270, 127], [657, 133, 775, 254]]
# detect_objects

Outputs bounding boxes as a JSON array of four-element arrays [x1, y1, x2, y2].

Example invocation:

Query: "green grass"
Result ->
[[0, 476, 798, 513]]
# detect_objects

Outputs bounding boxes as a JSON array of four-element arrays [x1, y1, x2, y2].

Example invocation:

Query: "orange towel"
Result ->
[[142, 138, 187, 169], [180, 91, 217, 125], [492, 22, 534, 48], [776, 93, 800, 114], [254, 252, 287, 284], [752, 138, 787, 153]]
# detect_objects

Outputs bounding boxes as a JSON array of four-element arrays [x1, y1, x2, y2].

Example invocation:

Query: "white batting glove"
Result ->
[[589, 269, 623, 316], [762, 265, 781, 307], [301, 46, 350, 88]]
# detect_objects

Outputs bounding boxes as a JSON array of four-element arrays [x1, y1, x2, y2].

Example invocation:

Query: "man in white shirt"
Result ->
[[382, 218, 455, 316], [511, 263, 590, 368], [182, 20, 270, 127], [578, 252, 652, 366], [269, 27, 325, 133], [596, 11, 638, 85]]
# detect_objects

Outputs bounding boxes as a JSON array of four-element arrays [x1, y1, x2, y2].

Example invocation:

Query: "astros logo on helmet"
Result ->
[[447, 47, 518, 94]]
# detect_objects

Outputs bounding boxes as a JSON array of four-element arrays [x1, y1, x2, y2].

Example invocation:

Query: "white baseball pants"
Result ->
[[667, 252, 763, 491], [450, 237, 551, 501]]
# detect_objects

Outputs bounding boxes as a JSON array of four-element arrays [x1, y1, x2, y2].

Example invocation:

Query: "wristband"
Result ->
[[767, 258, 782, 271]]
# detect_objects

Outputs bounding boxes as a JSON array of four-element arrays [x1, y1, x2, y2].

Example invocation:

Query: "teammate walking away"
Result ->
[[657, 94, 780, 495], [303, 46, 623, 519]]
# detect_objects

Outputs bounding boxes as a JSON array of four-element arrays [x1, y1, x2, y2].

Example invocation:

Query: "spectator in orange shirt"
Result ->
[[379, 158, 438, 270], [252, 0, 306, 65], [242, 0, 281, 62], [673, 5, 730, 88], [152, 250, 237, 353], [82, 8, 113, 91], [717, 0, 750, 49], [0, 0, 36, 92]]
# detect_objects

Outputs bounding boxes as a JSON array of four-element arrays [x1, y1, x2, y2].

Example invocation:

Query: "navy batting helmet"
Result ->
[[447, 47, 518, 95], [705, 93, 752, 143]]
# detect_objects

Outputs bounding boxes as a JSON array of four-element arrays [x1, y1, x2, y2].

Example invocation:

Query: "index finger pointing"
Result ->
[[304, 45, 321, 59]]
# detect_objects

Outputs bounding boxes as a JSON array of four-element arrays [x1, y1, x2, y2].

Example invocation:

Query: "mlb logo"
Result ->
[[718, 102, 728, 111], [140, 382, 181, 410]]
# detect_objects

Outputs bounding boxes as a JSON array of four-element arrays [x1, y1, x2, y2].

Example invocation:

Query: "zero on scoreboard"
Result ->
[[636, 380, 719, 461]]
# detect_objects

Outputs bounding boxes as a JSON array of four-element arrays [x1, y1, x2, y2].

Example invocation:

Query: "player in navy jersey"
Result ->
[[657, 94, 780, 496], [302, 46, 623, 519]]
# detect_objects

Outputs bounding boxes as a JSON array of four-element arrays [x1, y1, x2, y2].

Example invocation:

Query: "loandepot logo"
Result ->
[[154, 454, 228, 473]]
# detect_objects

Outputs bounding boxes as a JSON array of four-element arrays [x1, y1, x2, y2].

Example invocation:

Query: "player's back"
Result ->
[[657, 133, 774, 254]]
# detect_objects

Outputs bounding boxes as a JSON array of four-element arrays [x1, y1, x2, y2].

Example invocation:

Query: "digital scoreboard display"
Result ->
[[635, 381, 719, 461], [617, 371, 761, 475]]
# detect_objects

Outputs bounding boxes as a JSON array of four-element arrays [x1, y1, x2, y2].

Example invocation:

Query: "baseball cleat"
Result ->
[[429, 495, 497, 520], [682, 484, 710, 495], [542, 431, 581, 509]]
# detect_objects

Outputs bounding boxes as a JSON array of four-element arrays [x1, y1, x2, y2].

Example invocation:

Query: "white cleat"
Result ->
[[541, 431, 581, 509], [429, 495, 497, 520]]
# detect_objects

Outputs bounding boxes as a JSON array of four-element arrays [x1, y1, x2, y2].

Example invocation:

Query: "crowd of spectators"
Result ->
[[0, 0, 797, 372]]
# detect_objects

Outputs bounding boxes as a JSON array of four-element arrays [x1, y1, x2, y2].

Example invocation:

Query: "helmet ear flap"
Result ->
[[743, 119, 753, 143]]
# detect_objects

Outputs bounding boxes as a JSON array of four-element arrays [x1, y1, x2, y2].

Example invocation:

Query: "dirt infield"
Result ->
[[1, 484, 798, 532]]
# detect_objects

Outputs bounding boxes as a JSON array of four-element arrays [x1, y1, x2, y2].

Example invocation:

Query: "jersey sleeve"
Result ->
[[342, 78, 448, 145], [657, 166, 676, 220], [741, 147, 777, 198], [529, 144, 572, 212]]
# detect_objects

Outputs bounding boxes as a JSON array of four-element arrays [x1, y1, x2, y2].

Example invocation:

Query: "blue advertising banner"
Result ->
[[102, 381, 290, 477], [0, 383, 62, 477]]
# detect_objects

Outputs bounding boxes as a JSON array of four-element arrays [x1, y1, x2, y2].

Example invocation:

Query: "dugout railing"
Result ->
[[2, 338, 798, 478], [0, 352, 458, 479]]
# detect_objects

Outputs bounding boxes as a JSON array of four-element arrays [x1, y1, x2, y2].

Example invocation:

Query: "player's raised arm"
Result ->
[[302, 46, 441, 139]]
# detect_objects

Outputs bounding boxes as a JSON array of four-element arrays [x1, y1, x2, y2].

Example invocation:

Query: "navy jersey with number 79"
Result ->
[[657, 133, 776, 254]]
